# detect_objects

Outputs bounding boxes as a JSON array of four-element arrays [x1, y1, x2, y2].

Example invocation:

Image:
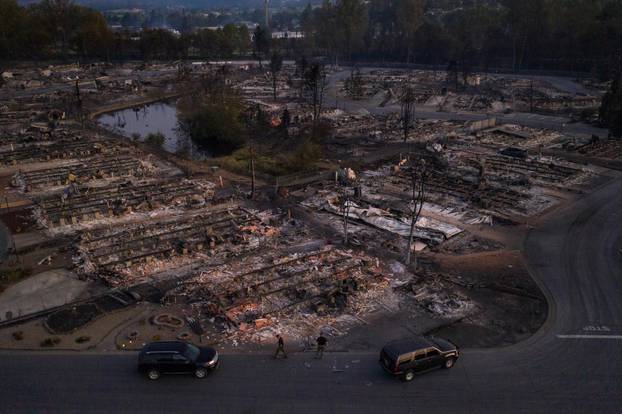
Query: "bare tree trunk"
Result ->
[[250, 143, 256, 199], [405, 160, 426, 266], [405, 175, 417, 266], [342, 190, 350, 245], [401, 85, 416, 143], [405, 212, 416, 266]]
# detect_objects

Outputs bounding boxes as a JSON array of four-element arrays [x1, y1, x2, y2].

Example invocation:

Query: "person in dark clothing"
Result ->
[[315, 334, 327, 359], [274, 334, 287, 359]]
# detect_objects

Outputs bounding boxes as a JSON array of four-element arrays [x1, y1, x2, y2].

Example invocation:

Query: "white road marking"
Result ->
[[557, 334, 622, 339], [582, 325, 611, 332]]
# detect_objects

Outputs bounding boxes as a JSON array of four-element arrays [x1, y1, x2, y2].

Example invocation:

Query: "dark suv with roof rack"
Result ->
[[138, 341, 219, 380], [379, 336, 459, 381]]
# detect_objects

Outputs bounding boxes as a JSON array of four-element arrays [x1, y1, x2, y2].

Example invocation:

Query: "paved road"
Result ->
[[1, 172, 622, 413]]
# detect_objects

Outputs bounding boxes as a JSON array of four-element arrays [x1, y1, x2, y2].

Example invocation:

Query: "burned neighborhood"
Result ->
[[1, 0, 622, 412], [0, 61, 609, 352]]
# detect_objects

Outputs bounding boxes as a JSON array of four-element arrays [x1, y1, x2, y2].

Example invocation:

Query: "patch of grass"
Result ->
[[0, 268, 32, 293], [217, 139, 323, 177]]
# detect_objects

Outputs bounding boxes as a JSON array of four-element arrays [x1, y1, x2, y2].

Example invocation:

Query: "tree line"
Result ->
[[0, 0, 252, 60], [2, 0, 622, 79], [299, 0, 622, 77]]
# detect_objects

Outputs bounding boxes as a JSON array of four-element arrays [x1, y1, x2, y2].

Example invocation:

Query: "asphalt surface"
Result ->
[[1, 172, 621, 413]]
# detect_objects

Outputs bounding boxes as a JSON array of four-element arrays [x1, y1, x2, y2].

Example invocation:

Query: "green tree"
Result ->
[[73, 7, 113, 58], [314, 1, 338, 59], [0, 0, 27, 58], [305, 62, 327, 132], [139, 29, 180, 60], [336, 0, 368, 61], [252, 25, 270, 69], [178, 92, 247, 156], [269, 51, 283, 101], [395, 0, 425, 63], [32, 0, 79, 58]]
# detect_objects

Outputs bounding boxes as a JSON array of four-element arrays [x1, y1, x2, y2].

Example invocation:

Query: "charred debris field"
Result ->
[[0, 61, 614, 352]]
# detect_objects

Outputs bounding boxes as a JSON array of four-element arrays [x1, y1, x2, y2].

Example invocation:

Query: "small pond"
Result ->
[[97, 100, 211, 160]]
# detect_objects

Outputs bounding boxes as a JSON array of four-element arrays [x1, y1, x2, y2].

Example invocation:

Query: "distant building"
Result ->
[[271, 31, 304, 40]]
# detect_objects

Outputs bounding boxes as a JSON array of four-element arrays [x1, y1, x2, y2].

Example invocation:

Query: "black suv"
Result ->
[[379, 336, 459, 381], [138, 341, 219, 380]]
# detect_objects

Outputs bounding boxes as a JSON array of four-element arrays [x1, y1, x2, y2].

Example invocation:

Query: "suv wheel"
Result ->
[[444, 357, 456, 369], [403, 370, 415, 382], [147, 369, 160, 380], [194, 368, 208, 379]]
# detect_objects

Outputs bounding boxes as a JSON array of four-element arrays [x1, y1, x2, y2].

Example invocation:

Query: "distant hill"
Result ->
[[18, 0, 315, 10]]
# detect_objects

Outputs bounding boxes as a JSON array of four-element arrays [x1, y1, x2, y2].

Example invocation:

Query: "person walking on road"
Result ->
[[274, 334, 287, 359], [315, 333, 327, 359]]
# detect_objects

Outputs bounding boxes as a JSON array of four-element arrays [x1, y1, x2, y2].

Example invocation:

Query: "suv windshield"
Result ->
[[183, 344, 200, 361], [430, 337, 454, 351]]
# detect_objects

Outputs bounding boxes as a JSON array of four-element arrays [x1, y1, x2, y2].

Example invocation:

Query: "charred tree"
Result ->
[[400, 84, 416, 143], [405, 158, 427, 267], [269, 52, 283, 102], [304, 62, 327, 133]]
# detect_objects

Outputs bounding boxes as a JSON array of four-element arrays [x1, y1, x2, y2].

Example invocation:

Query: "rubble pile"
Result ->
[[164, 247, 389, 341], [33, 178, 214, 228], [11, 154, 147, 192], [74, 205, 269, 284], [0, 138, 112, 166], [474, 125, 563, 150], [576, 138, 622, 160], [337, 69, 601, 116]]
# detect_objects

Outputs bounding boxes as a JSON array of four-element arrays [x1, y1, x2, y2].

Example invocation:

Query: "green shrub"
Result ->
[[41, 337, 61, 347], [145, 132, 166, 148], [75, 336, 90, 343], [0, 268, 32, 292], [177, 93, 248, 156]]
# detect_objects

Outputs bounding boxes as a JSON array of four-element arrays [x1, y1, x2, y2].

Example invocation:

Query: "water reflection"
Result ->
[[97, 100, 211, 159]]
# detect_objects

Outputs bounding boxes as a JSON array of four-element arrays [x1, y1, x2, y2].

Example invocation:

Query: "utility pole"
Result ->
[[75, 79, 84, 128], [264, 0, 270, 30], [529, 79, 534, 113], [400, 84, 416, 143]]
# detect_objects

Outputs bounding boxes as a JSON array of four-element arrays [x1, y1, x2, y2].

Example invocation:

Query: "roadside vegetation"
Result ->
[[0, 268, 32, 293]]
